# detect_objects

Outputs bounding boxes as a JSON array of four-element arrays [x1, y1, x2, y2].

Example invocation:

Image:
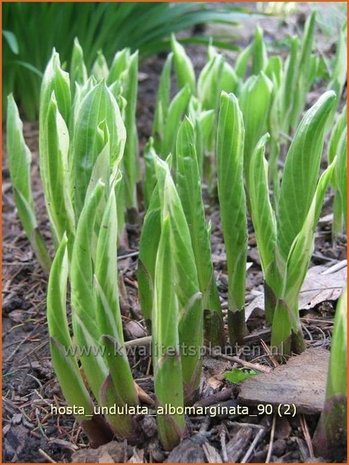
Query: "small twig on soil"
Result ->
[[311, 253, 334, 263], [118, 250, 139, 260], [135, 382, 154, 406], [34, 407, 49, 439], [38, 448, 56, 463], [309, 325, 328, 347], [194, 388, 233, 408], [240, 427, 265, 463], [243, 329, 271, 344], [259, 339, 279, 368], [301, 317, 334, 325], [302, 324, 313, 344], [265, 414, 276, 463], [199, 416, 211, 434], [300, 415, 315, 460], [18, 339, 48, 364], [300, 286, 345, 296], [124, 276, 138, 289], [219, 425, 228, 463], [227, 421, 265, 430], [211, 351, 272, 374], [321, 259, 347, 275], [146, 354, 152, 376], [4, 332, 32, 362]]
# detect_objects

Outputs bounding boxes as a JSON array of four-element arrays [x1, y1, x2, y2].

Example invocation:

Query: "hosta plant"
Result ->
[[281, 12, 318, 133], [141, 115, 224, 349], [312, 288, 347, 460], [139, 155, 203, 407], [6, 17, 346, 456], [152, 17, 327, 200], [327, 104, 347, 238], [7, 45, 137, 269], [249, 91, 337, 354], [216, 93, 248, 344], [6, 95, 52, 272], [175, 117, 224, 347], [48, 182, 140, 446], [151, 158, 200, 448], [152, 37, 236, 177]]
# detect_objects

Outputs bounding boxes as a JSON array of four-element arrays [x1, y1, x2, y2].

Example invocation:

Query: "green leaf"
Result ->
[[92, 50, 109, 80], [225, 368, 257, 383], [332, 127, 347, 236], [108, 49, 129, 84], [162, 85, 191, 160], [155, 156, 201, 312], [328, 22, 347, 102], [71, 181, 105, 341], [72, 313, 108, 403], [264, 56, 282, 87], [335, 129, 347, 225], [7, 95, 33, 206], [289, 11, 317, 130], [328, 105, 347, 165], [143, 138, 158, 210], [70, 81, 125, 217], [272, 161, 336, 348], [138, 185, 161, 325], [216, 92, 248, 344], [155, 156, 203, 403], [171, 34, 196, 93], [195, 109, 215, 175], [153, 216, 185, 450], [11, 60, 43, 78], [266, 66, 283, 202], [120, 51, 139, 208], [197, 52, 224, 110], [41, 92, 75, 244], [70, 38, 88, 87], [248, 134, 278, 287], [3, 30, 19, 54], [280, 35, 299, 133], [153, 52, 173, 153], [239, 72, 273, 184], [95, 186, 123, 339], [6, 95, 51, 272], [47, 235, 94, 420], [39, 50, 71, 246], [176, 117, 223, 346], [85, 123, 111, 201], [327, 287, 347, 398], [235, 42, 252, 79], [12, 189, 52, 273], [277, 91, 336, 261], [285, 161, 336, 304], [220, 60, 239, 95], [252, 27, 268, 75], [312, 288, 346, 458], [39, 49, 71, 127], [95, 186, 138, 419], [71, 77, 96, 129]]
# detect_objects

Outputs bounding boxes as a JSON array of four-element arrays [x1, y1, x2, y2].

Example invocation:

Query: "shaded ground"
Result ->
[[2, 4, 347, 463]]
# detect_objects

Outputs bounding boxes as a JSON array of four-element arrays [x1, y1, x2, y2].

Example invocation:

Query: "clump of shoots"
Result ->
[[249, 91, 337, 354], [312, 288, 347, 460], [216, 92, 248, 345]]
